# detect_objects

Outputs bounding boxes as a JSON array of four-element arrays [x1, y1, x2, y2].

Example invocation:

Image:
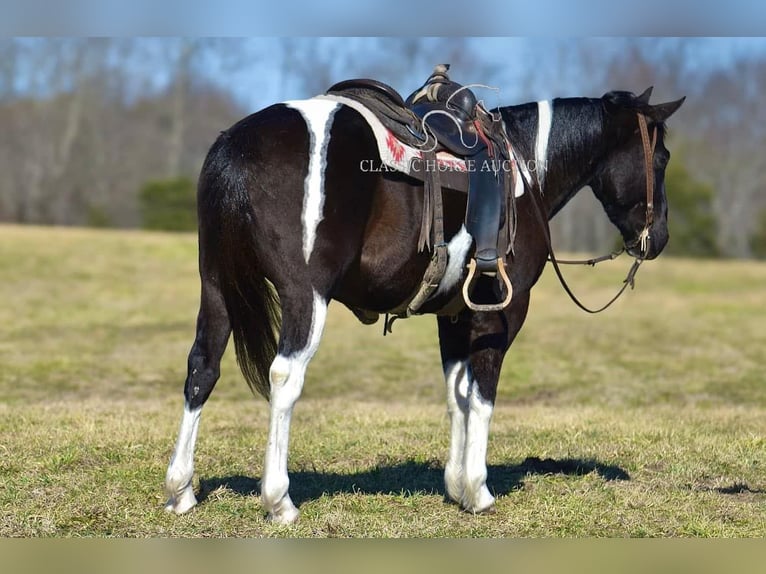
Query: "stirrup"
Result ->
[[461, 257, 513, 312]]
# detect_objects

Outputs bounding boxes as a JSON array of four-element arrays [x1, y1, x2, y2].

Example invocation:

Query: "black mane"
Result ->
[[497, 92, 669, 218], [498, 98, 607, 215]]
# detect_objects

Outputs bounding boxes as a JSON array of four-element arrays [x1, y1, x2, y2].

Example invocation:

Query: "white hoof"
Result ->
[[165, 485, 198, 514], [264, 496, 300, 525], [461, 485, 496, 515]]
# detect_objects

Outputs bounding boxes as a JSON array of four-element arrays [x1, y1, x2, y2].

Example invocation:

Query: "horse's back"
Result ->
[[199, 100, 390, 298]]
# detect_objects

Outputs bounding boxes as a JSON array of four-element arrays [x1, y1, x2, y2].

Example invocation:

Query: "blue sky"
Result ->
[[6, 37, 766, 113], [206, 37, 766, 112], [5, 1, 766, 36]]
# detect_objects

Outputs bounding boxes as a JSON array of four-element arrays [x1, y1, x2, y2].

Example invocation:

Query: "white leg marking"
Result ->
[[261, 289, 327, 524], [435, 225, 473, 297], [535, 100, 553, 189], [285, 100, 340, 264], [443, 360, 471, 503], [165, 405, 202, 514], [462, 381, 496, 513]]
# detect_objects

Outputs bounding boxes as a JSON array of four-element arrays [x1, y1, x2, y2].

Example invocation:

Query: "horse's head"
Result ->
[[589, 88, 685, 260]]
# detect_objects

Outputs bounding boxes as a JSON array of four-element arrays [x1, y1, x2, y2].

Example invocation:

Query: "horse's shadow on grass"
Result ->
[[197, 457, 630, 507]]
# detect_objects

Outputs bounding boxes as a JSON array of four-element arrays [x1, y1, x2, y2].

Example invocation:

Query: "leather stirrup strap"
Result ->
[[399, 150, 449, 320], [418, 150, 444, 253]]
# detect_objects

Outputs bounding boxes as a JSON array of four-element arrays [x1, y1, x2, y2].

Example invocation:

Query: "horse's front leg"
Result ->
[[440, 356, 471, 505], [461, 357, 498, 514], [439, 313, 496, 512], [439, 348, 495, 513], [260, 289, 328, 525], [438, 289, 530, 513]]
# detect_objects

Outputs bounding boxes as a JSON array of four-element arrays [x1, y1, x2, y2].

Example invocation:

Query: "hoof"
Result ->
[[266, 506, 300, 525], [263, 495, 300, 525], [164, 486, 197, 515], [460, 486, 496, 515]]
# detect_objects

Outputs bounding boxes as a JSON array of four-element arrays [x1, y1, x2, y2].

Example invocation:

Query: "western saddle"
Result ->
[[327, 65, 517, 319]]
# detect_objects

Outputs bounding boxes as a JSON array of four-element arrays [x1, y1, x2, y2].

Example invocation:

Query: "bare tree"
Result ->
[[165, 39, 196, 178], [678, 58, 766, 257], [0, 38, 247, 227], [1, 36, 764, 259]]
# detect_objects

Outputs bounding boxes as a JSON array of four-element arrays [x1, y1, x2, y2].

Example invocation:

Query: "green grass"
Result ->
[[0, 224, 765, 537]]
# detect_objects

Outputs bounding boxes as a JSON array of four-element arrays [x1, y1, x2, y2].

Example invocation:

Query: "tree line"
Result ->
[[1, 38, 764, 258]]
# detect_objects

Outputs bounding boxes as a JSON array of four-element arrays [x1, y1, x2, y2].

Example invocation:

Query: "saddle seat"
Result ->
[[326, 78, 483, 157]]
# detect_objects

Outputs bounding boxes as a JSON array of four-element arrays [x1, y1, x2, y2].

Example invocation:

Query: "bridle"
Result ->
[[529, 111, 658, 314], [630, 112, 658, 258]]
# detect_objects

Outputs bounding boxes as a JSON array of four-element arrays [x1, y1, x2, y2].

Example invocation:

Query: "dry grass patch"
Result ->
[[0, 225, 764, 537]]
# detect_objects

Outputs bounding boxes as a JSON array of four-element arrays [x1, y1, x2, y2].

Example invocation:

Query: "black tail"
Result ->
[[197, 131, 280, 400]]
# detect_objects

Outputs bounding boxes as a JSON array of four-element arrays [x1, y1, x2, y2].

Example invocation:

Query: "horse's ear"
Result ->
[[646, 96, 686, 122], [637, 86, 653, 104]]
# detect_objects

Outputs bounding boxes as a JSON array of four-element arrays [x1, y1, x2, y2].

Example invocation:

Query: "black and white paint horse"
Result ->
[[164, 86, 683, 524]]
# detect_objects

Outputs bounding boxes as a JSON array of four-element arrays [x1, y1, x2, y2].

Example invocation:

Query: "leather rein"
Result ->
[[529, 112, 657, 314]]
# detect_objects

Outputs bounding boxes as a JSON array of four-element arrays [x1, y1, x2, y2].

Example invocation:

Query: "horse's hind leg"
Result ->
[[260, 288, 328, 525], [165, 279, 231, 514]]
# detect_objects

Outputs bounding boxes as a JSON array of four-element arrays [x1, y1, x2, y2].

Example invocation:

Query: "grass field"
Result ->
[[0, 224, 764, 537]]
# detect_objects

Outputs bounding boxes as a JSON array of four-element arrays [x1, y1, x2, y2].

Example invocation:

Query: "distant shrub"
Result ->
[[86, 204, 112, 228], [749, 208, 766, 259], [664, 158, 719, 258], [139, 177, 196, 232]]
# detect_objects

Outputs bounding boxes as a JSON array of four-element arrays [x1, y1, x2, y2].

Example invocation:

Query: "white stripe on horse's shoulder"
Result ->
[[284, 99, 340, 264], [535, 100, 553, 189]]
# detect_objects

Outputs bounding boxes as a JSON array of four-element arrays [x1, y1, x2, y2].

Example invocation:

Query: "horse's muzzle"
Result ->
[[626, 223, 668, 260]]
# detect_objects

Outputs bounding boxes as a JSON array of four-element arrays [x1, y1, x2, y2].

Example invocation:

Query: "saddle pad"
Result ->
[[316, 94, 525, 198]]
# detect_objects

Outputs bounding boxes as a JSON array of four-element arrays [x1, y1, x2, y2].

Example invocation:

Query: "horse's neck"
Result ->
[[501, 98, 607, 218]]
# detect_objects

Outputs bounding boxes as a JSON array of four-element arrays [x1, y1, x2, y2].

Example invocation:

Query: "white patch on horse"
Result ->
[[164, 405, 202, 514], [462, 384, 495, 513], [285, 100, 340, 264], [535, 100, 553, 189], [443, 359, 471, 503], [261, 289, 328, 524], [513, 164, 524, 198], [435, 225, 473, 297], [441, 359, 495, 513]]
